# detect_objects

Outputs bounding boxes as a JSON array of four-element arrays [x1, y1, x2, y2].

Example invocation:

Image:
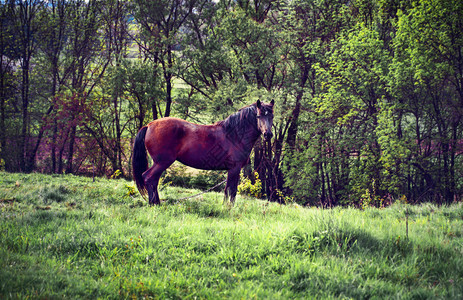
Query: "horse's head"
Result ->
[[256, 99, 274, 141]]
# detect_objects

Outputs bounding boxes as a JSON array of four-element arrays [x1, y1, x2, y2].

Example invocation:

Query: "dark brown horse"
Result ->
[[132, 100, 274, 205]]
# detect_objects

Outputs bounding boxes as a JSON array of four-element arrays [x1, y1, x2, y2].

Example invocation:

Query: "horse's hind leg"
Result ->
[[143, 165, 162, 205], [143, 162, 172, 205]]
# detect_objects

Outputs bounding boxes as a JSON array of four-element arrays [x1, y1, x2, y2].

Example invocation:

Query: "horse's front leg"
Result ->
[[224, 167, 241, 205], [223, 181, 229, 204]]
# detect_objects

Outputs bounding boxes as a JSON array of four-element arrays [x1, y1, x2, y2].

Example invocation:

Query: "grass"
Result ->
[[1, 172, 462, 299]]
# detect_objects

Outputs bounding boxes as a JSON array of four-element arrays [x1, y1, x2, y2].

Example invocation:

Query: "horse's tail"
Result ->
[[132, 126, 149, 197]]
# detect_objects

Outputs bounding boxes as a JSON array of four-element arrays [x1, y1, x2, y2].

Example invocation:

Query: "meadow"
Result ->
[[0, 171, 462, 299]]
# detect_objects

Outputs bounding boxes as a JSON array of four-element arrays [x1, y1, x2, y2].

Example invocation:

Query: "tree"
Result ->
[[96, 0, 131, 174], [0, 2, 17, 170], [6, 0, 44, 172], [392, 0, 463, 203], [61, 0, 109, 173], [275, 0, 353, 205], [132, 0, 199, 118], [277, 0, 351, 151], [30, 0, 70, 173]]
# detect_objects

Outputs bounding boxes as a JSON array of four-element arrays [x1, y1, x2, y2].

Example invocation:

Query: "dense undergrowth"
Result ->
[[0, 172, 462, 298]]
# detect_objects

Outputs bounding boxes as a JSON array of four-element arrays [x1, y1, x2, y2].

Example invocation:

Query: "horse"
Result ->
[[132, 100, 274, 205]]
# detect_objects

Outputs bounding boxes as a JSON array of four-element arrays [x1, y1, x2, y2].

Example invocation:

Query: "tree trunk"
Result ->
[[20, 58, 30, 172], [52, 120, 57, 173], [164, 48, 173, 117], [0, 53, 5, 169], [66, 125, 76, 173], [286, 63, 309, 150]]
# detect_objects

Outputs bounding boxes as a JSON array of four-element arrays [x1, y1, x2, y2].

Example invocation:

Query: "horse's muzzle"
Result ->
[[264, 131, 273, 140]]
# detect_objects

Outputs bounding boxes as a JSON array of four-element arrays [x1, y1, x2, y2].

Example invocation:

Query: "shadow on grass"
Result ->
[[162, 195, 230, 219], [284, 225, 389, 257]]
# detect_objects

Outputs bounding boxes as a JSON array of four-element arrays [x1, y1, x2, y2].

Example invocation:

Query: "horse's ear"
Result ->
[[256, 100, 262, 109], [270, 99, 275, 107]]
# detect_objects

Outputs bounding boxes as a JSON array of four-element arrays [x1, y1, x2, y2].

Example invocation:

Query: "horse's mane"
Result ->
[[216, 103, 258, 133]]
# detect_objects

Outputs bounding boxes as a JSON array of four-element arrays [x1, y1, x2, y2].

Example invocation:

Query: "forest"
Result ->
[[1, 0, 462, 206]]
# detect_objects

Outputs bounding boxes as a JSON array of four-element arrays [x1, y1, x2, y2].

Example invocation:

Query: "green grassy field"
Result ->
[[0, 172, 462, 299]]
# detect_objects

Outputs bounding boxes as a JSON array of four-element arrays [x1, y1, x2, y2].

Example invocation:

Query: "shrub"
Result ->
[[238, 171, 263, 198]]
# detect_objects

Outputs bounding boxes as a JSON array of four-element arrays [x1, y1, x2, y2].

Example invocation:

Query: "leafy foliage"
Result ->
[[238, 171, 263, 198]]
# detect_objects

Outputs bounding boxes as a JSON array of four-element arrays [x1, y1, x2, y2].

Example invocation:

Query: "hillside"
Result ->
[[0, 172, 462, 298]]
